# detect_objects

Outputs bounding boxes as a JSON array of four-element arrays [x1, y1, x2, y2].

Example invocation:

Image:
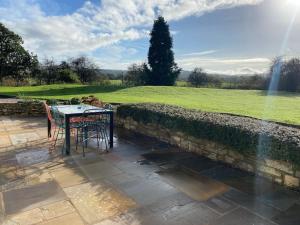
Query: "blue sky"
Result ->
[[0, 0, 299, 74]]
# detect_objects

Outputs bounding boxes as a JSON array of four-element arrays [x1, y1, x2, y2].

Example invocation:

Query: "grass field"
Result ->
[[1, 84, 300, 125]]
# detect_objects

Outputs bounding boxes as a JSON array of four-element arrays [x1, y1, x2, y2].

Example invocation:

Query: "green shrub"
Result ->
[[70, 97, 80, 105], [46, 99, 58, 106], [117, 103, 300, 166]]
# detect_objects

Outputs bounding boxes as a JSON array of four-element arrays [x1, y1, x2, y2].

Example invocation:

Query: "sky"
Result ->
[[0, 0, 299, 75]]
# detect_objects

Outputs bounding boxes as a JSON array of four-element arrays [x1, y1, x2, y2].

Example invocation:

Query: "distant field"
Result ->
[[1, 84, 300, 125]]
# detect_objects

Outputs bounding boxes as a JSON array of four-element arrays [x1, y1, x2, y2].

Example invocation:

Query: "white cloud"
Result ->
[[177, 56, 271, 75], [0, 0, 263, 63], [182, 50, 218, 56]]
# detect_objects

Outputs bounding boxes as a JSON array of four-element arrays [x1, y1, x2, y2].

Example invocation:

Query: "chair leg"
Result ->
[[75, 128, 79, 151], [96, 127, 100, 149], [52, 126, 57, 141], [100, 128, 108, 150], [53, 127, 61, 148], [82, 135, 85, 157]]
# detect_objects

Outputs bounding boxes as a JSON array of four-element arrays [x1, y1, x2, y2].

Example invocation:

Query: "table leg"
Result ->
[[84, 126, 88, 147], [47, 118, 51, 138], [109, 112, 114, 148], [65, 116, 70, 155]]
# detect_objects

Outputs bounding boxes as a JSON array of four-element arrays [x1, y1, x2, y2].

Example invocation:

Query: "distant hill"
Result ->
[[99, 69, 263, 80], [100, 69, 192, 80], [100, 69, 125, 76]]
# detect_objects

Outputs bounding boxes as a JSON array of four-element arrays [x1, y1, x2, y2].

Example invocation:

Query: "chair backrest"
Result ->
[[81, 109, 105, 125], [51, 106, 64, 126], [44, 102, 53, 121]]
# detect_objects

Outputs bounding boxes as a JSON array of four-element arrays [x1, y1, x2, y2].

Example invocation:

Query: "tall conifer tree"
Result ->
[[147, 16, 181, 85]]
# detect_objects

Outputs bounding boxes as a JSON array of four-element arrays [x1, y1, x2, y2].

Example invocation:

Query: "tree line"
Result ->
[[0, 23, 104, 86], [32, 57, 101, 85]]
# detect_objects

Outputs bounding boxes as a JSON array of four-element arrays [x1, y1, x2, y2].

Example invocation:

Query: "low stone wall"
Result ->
[[0, 101, 45, 117], [116, 116, 300, 189]]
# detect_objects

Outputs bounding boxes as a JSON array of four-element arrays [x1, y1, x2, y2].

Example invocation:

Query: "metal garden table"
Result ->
[[47, 105, 114, 155]]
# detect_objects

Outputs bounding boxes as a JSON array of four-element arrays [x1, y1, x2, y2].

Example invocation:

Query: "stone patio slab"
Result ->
[[79, 161, 124, 181], [147, 192, 194, 213], [9, 132, 40, 146], [119, 177, 178, 206], [272, 203, 300, 225], [160, 202, 220, 225], [50, 166, 88, 188], [210, 207, 276, 225], [0, 135, 11, 148], [223, 188, 281, 219], [64, 182, 136, 224], [3, 181, 66, 215], [40, 200, 76, 221], [3, 208, 44, 225], [2, 171, 53, 192], [258, 188, 300, 211], [158, 169, 229, 201], [16, 149, 51, 167], [203, 196, 238, 215], [39, 212, 84, 225]]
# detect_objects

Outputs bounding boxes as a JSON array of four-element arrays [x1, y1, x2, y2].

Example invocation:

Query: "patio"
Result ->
[[0, 116, 300, 225]]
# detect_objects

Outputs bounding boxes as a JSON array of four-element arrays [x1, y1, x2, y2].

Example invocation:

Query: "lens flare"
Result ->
[[287, 0, 300, 6]]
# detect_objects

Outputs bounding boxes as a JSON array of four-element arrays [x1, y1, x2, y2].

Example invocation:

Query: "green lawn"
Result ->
[[1, 84, 300, 125]]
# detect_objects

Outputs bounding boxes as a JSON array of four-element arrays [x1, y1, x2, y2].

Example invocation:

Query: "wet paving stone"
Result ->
[[114, 160, 160, 179], [119, 177, 179, 206], [119, 207, 168, 225], [160, 202, 220, 225], [272, 203, 300, 225], [177, 155, 220, 174], [258, 188, 300, 211], [79, 160, 124, 181], [231, 175, 281, 196], [147, 192, 194, 213], [105, 172, 140, 186], [3, 181, 66, 215], [199, 165, 277, 196], [203, 196, 238, 215], [158, 169, 229, 201], [223, 188, 281, 220], [200, 165, 252, 182], [210, 207, 277, 225], [142, 151, 193, 165]]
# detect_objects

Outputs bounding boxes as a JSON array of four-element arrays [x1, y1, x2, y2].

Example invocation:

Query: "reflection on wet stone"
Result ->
[[1, 117, 300, 225]]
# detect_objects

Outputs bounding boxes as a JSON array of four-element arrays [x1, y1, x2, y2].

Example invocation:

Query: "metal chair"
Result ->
[[51, 106, 66, 152], [75, 109, 109, 156], [50, 106, 81, 153]]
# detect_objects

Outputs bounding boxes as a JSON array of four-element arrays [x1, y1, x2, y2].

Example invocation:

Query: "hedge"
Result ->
[[117, 103, 300, 166]]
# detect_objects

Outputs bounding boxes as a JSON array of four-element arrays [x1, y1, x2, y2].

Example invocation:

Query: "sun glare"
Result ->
[[287, 0, 300, 6]]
